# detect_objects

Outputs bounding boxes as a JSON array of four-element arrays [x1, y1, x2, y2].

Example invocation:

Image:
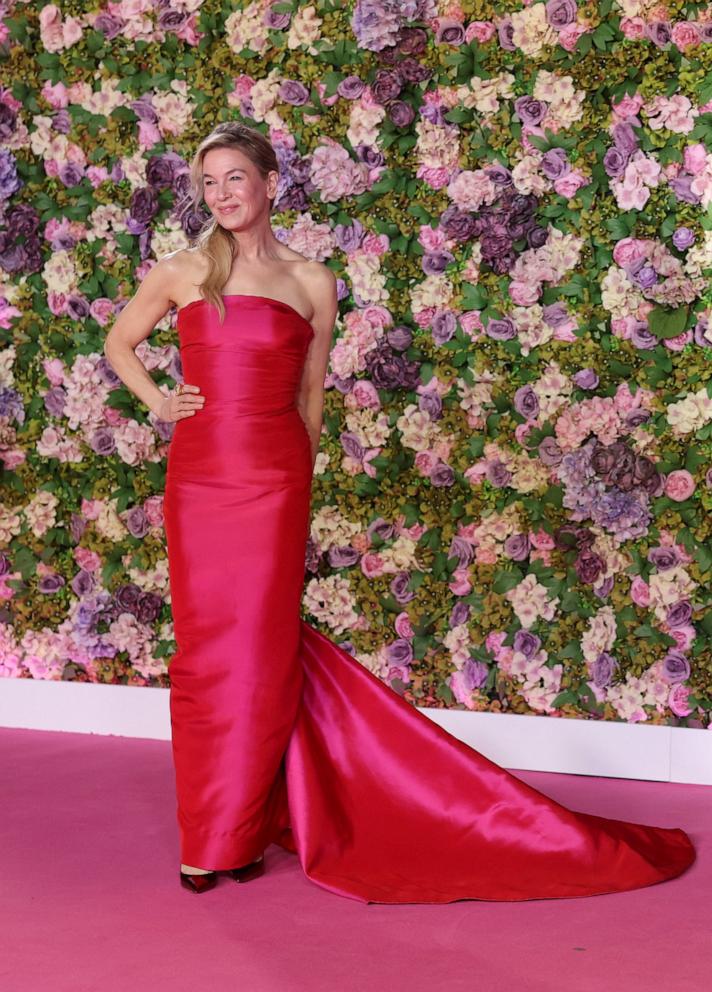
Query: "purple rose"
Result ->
[[538, 436, 563, 466], [693, 317, 712, 349], [503, 533, 530, 562], [666, 601, 693, 629], [440, 204, 479, 241], [647, 546, 680, 571], [71, 569, 96, 597], [387, 325, 412, 351], [514, 96, 546, 126], [340, 431, 365, 461], [486, 316, 517, 341], [430, 308, 457, 344], [390, 571, 415, 604], [38, 572, 65, 594], [575, 552, 605, 585], [630, 322, 658, 350], [572, 368, 599, 390], [497, 18, 516, 50], [672, 227, 695, 251], [264, 4, 291, 30], [542, 302, 569, 327], [371, 69, 402, 105], [603, 145, 629, 179], [662, 650, 691, 684], [592, 652, 617, 687], [419, 390, 443, 419], [387, 638, 414, 666], [546, 0, 578, 29], [279, 80, 310, 105], [90, 427, 117, 456], [422, 250, 455, 277], [436, 18, 466, 46], [337, 75, 366, 100], [541, 148, 571, 181], [486, 460, 512, 488], [612, 122, 639, 156], [646, 21, 672, 47], [513, 385, 540, 420], [327, 545, 360, 568], [448, 536, 475, 567], [513, 630, 541, 659], [388, 101, 416, 128], [431, 462, 455, 487], [450, 601, 470, 626]]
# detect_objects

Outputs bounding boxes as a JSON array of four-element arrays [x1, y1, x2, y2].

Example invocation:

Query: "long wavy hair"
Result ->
[[187, 122, 279, 323]]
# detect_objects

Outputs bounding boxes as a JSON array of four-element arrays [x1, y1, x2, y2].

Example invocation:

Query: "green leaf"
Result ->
[[492, 569, 523, 594], [648, 305, 689, 339]]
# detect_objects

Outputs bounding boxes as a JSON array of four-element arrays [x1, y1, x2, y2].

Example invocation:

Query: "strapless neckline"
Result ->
[[176, 293, 313, 331]]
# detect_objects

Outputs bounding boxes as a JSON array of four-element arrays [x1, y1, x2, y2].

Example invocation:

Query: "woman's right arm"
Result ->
[[103, 254, 203, 423]]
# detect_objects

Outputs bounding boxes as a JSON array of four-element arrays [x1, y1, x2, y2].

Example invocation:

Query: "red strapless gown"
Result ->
[[162, 294, 695, 904]]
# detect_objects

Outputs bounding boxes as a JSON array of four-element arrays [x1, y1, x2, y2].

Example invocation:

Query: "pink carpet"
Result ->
[[0, 726, 709, 992]]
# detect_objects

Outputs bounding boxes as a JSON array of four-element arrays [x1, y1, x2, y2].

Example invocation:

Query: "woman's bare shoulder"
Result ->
[[158, 246, 207, 304]]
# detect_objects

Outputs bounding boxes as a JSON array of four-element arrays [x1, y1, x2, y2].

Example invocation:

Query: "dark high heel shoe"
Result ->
[[179, 869, 218, 894], [227, 855, 265, 883]]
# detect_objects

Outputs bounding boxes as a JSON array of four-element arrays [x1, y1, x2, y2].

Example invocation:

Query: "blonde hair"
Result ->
[[187, 122, 279, 323]]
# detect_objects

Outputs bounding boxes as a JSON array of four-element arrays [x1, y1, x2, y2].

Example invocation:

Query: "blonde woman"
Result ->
[[104, 123, 695, 903]]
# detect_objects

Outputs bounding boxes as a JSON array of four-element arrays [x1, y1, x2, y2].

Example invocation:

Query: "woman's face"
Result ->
[[200, 146, 277, 229]]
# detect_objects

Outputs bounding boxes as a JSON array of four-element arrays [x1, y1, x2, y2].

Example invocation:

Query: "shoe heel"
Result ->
[[180, 870, 218, 893], [227, 856, 265, 883]]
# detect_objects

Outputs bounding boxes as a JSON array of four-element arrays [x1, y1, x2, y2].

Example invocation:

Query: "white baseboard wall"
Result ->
[[0, 678, 710, 785]]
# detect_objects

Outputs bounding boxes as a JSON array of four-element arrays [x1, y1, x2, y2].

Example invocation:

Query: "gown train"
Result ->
[[163, 294, 695, 905]]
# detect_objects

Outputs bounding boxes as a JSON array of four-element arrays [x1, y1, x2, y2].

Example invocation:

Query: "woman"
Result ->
[[104, 122, 695, 904]]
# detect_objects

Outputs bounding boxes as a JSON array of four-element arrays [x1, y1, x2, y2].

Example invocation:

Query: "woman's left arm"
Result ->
[[296, 264, 339, 471]]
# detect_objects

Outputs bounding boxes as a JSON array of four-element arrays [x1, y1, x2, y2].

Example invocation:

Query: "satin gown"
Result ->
[[162, 294, 696, 905]]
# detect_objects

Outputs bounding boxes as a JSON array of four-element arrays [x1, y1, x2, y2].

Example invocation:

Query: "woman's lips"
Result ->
[[219, 205, 240, 213]]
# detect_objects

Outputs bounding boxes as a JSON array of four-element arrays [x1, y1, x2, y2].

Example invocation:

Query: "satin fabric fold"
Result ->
[[163, 295, 695, 904]]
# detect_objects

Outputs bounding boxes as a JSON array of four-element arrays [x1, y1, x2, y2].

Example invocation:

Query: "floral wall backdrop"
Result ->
[[0, 1, 711, 730]]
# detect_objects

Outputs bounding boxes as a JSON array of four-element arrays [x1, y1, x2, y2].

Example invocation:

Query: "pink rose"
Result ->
[[465, 20, 495, 43], [412, 306, 436, 328], [553, 170, 587, 198], [41, 79, 69, 108], [612, 92, 643, 119], [414, 450, 439, 476], [668, 625, 696, 653], [612, 237, 645, 269], [362, 232, 389, 255], [394, 611, 414, 639], [448, 567, 472, 596], [530, 529, 555, 551], [508, 280, 540, 306], [42, 356, 65, 386], [351, 379, 380, 409], [683, 143, 707, 175], [665, 469, 696, 502], [80, 498, 101, 520], [485, 631, 507, 659], [671, 22, 701, 50], [475, 546, 497, 565], [89, 297, 115, 327], [630, 575, 650, 607], [458, 310, 484, 335], [360, 552, 385, 578], [558, 24, 586, 51], [74, 547, 101, 571], [664, 330, 692, 352], [619, 16, 646, 40], [143, 495, 164, 527], [417, 166, 451, 190], [668, 683, 693, 718], [613, 381, 640, 414]]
